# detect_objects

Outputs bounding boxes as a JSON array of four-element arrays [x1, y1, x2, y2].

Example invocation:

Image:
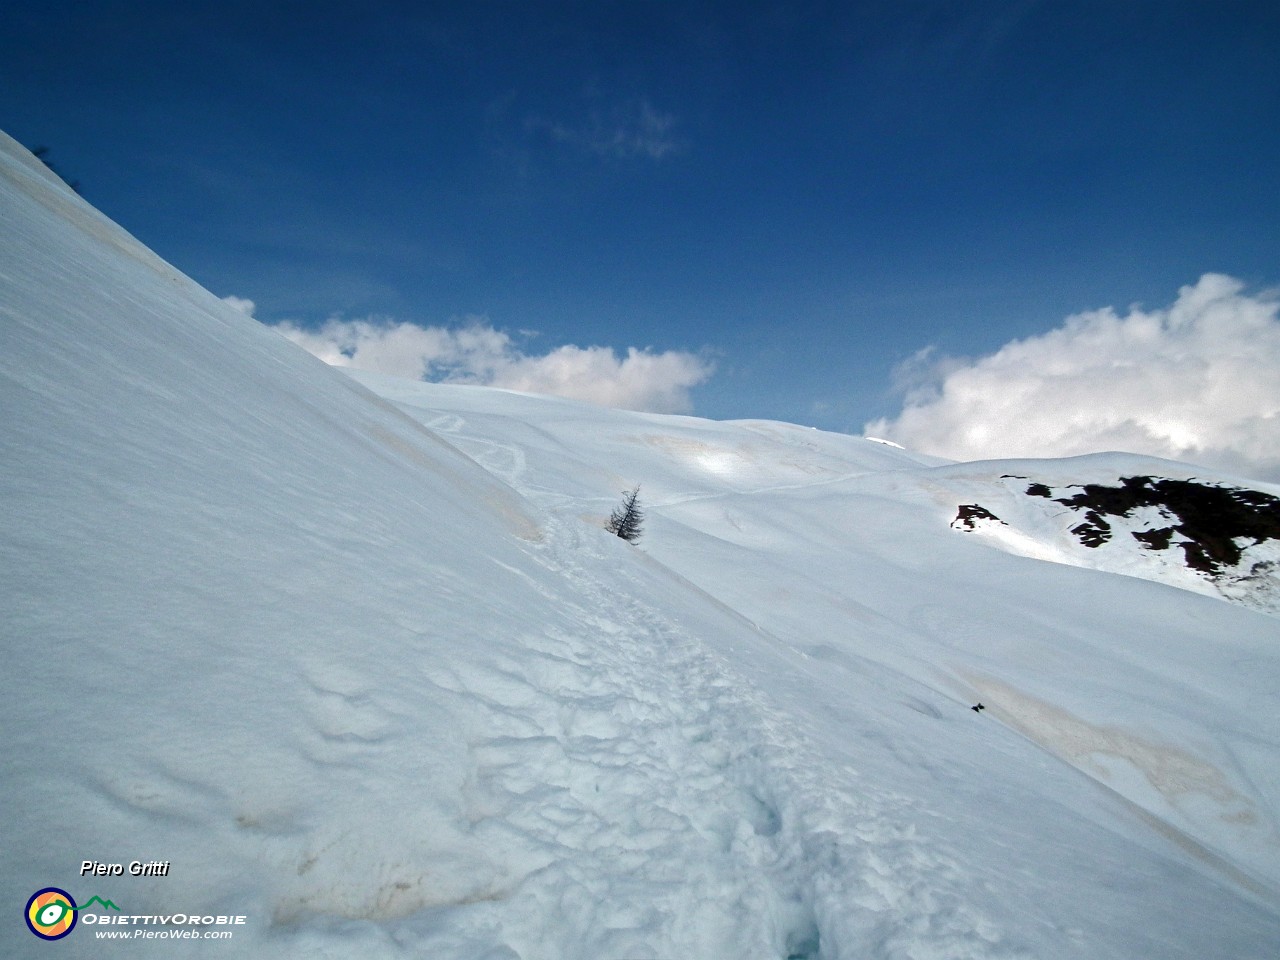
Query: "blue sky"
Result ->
[[2, 1, 1278, 464]]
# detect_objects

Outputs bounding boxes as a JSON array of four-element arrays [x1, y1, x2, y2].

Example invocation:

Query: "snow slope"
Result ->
[[3, 129, 1280, 958], [351, 372, 1280, 909]]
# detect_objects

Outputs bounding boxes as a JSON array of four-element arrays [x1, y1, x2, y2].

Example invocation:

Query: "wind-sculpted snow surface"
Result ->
[[4, 129, 1280, 958]]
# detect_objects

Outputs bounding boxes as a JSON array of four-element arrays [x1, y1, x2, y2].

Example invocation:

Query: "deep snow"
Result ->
[[3, 130, 1279, 958]]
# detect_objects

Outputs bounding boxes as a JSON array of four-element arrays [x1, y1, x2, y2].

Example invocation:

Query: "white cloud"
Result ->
[[221, 295, 256, 316], [866, 274, 1280, 482], [271, 316, 713, 414], [530, 98, 683, 160]]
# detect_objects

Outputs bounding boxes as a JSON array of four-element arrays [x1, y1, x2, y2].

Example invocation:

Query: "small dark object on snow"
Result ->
[[606, 485, 644, 543], [971, 703, 985, 712]]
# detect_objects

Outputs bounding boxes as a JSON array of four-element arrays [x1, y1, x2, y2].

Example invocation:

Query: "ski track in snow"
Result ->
[[428, 414, 529, 489]]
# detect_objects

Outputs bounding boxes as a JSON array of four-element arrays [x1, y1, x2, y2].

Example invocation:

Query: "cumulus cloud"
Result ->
[[221, 295, 256, 316], [866, 274, 1280, 482], [271, 317, 713, 414]]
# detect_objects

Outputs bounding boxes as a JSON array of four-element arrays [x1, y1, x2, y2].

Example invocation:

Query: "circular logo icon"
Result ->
[[25, 888, 78, 940]]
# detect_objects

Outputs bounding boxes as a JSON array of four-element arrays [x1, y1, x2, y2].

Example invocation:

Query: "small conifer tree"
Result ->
[[31, 146, 82, 194], [606, 486, 644, 543]]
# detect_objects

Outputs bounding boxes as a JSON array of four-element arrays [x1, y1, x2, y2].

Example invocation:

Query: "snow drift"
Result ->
[[3, 130, 1279, 959]]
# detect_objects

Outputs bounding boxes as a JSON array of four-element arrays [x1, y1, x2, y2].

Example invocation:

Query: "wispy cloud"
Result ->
[[221, 294, 256, 316], [529, 98, 683, 160], [866, 274, 1280, 482], [268, 316, 713, 414]]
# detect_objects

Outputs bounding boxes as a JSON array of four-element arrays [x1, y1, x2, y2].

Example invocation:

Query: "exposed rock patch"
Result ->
[[1041, 476, 1280, 574], [951, 474, 1280, 614], [951, 503, 1004, 530], [1069, 509, 1113, 548]]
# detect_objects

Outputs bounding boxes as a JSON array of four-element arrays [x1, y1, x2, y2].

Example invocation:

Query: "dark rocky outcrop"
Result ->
[[1034, 476, 1280, 574], [953, 503, 1004, 530]]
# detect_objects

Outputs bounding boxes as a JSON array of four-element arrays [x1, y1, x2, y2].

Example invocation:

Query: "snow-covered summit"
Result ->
[[4, 131, 1280, 958]]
